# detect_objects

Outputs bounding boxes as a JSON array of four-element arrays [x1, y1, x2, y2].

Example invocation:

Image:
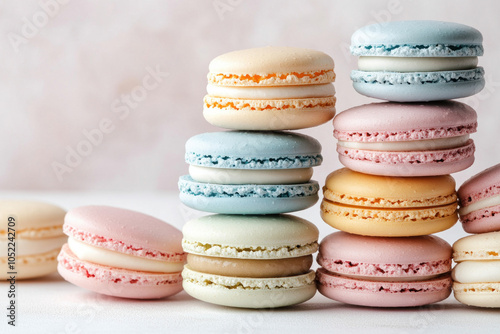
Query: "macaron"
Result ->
[[57, 206, 186, 299], [316, 232, 453, 307], [204, 46, 336, 130], [452, 232, 500, 307], [350, 20, 484, 102], [0, 200, 66, 280], [178, 131, 321, 214], [457, 163, 500, 233], [181, 214, 319, 308], [333, 101, 477, 177], [320, 168, 458, 236]]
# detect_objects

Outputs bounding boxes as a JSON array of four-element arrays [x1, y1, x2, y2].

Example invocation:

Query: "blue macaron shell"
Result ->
[[351, 20, 483, 57], [185, 131, 323, 169], [178, 175, 319, 214], [351, 68, 485, 102]]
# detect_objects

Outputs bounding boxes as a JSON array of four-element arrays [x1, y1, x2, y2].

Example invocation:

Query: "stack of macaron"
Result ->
[[452, 163, 500, 307], [316, 20, 485, 307], [178, 46, 336, 308]]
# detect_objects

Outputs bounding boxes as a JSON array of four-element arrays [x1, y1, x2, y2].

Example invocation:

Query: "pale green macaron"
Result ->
[[181, 214, 319, 308]]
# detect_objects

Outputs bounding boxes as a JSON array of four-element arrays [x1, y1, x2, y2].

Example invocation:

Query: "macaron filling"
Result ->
[[188, 165, 313, 185], [206, 83, 335, 99], [358, 56, 478, 72], [0, 235, 67, 256], [337, 135, 470, 152], [452, 261, 500, 283], [459, 195, 500, 216], [68, 237, 184, 273], [186, 254, 312, 278]]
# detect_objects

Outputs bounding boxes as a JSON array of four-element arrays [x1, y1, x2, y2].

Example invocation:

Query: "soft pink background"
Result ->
[[1, 0, 499, 191]]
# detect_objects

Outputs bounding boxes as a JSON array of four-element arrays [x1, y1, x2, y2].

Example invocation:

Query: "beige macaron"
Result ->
[[204, 46, 336, 130], [0, 200, 66, 279]]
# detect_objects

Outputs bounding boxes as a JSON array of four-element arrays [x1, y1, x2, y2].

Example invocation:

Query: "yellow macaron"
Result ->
[[204, 46, 336, 130], [320, 168, 458, 236]]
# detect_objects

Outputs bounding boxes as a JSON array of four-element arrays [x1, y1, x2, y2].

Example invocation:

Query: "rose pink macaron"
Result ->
[[458, 163, 500, 233], [57, 206, 186, 299], [333, 101, 477, 176], [316, 232, 453, 307]]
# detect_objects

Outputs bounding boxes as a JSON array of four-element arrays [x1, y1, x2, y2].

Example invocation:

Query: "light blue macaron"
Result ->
[[350, 20, 485, 102], [179, 131, 322, 214]]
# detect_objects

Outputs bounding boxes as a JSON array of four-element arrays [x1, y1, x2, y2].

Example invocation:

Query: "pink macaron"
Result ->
[[316, 232, 453, 307], [458, 163, 500, 233], [57, 206, 187, 299], [333, 101, 477, 177]]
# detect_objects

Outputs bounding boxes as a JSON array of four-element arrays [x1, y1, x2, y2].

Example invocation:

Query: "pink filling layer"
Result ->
[[57, 244, 182, 285], [317, 255, 451, 278], [460, 184, 500, 207], [337, 140, 474, 164], [316, 268, 452, 293], [461, 204, 500, 224], [334, 124, 477, 142], [64, 225, 187, 262]]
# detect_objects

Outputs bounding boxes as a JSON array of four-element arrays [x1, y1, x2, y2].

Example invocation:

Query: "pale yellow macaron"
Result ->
[[320, 168, 458, 236], [452, 232, 500, 308], [0, 200, 66, 279], [204, 46, 336, 130]]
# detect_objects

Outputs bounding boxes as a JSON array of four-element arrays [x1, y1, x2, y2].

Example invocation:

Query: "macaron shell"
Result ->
[[351, 72, 485, 102], [182, 214, 318, 258], [316, 268, 452, 307], [458, 163, 500, 207], [453, 282, 500, 308], [203, 107, 335, 131], [64, 206, 184, 257], [320, 200, 457, 237], [0, 249, 59, 280], [185, 131, 322, 169], [57, 244, 183, 299], [182, 266, 316, 308], [338, 149, 475, 177], [178, 175, 319, 214], [453, 231, 500, 262], [319, 232, 452, 266], [350, 20, 483, 57], [333, 101, 477, 139], [208, 46, 335, 86], [460, 204, 500, 233], [0, 200, 66, 231]]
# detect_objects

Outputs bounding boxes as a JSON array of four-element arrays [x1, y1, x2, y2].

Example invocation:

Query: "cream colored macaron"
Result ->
[[452, 232, 500, 307], [181, 214, 319, 308], [0, 200, 66, 279], [204, 46, 336, 130]]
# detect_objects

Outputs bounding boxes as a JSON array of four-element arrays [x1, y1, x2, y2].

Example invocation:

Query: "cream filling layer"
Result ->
[[189, 165, 313, 185], [338, 135, 469, 152], [67, 237, 184, 273], [452, 261, 500, 283], [459, 195, 500, 216], [206, 83, 335, 99], [358, 56, 478, 72], [0, 235, 67, 257]]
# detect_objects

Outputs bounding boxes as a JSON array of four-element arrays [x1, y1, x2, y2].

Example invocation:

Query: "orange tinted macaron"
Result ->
[[320, 168, 458, 236], [204, 46, 336, 130]]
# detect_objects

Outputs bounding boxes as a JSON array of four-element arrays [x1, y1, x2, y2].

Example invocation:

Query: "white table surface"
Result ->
[[1, 192, 499, 334]]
